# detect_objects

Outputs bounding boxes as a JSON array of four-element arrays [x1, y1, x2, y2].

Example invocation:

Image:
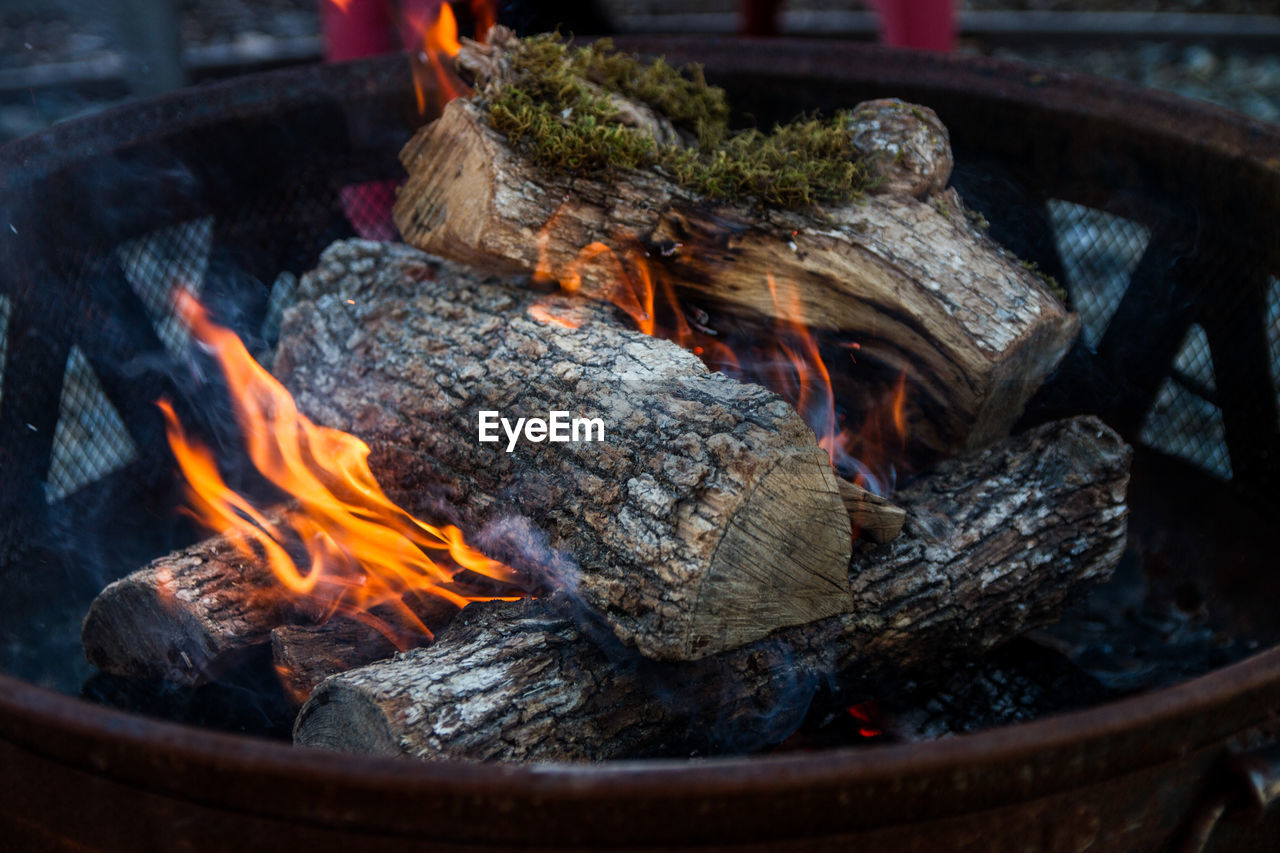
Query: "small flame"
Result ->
[[327, 0, 353, 13], [528, 223, 911, 496], [402, 1, 484, 116], [469, 0, 496, 42], [160, 290, 520, 650]]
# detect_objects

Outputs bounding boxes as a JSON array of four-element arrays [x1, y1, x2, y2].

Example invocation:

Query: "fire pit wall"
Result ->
[[0, 40, 1279, 851]]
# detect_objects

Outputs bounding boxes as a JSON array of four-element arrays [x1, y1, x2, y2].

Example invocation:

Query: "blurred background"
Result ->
[[1, 0, 1277, 144]]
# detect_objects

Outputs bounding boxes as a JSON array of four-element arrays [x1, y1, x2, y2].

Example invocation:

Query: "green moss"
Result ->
[[1020, 259, 1068, 304], [663, 113, 868, 208], [574, 39, 730, 146], [489, 85, 655, 173], [484, 35, 867, 209]]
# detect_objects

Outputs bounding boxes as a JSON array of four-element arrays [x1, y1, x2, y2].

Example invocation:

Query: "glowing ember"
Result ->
[[846, 701, 884, 738], [159, 290, 519, 649], [526, 303, 581, 329]]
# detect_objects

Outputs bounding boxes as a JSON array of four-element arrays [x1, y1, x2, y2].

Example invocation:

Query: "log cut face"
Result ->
[[82, 534, 288, 685], [295, 416, 1131, 762], [273, 240, 851, 661], [394, 98, 1080, 456]]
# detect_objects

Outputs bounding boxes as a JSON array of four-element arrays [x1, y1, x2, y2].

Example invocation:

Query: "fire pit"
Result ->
[[1, 37, 1279, 850]]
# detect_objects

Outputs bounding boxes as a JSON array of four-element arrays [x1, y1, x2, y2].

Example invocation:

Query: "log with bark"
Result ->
[[393, 31, 1080, 460], [271, 240, 854, 662], [81, 239, 853, 675], [271, 620, 400, 704], [294, 415, 1131, 762], [82, 523, 292, 685], [81, 514, 460, 688]]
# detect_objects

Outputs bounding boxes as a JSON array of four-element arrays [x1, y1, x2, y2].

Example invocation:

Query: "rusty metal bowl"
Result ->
[[1, 39, 1278, 851]]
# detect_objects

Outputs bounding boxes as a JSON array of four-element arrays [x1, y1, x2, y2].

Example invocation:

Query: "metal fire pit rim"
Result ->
[[1, 644, 1277, 810], [0, 57, 409, 194]]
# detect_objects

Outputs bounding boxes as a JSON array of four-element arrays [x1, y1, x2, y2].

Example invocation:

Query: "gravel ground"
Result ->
[[0, 0, 315, 70], [980, 41, 1280, 122]]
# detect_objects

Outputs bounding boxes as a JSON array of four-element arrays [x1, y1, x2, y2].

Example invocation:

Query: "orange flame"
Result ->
[[526, 224, 910, 496], [403, 1, 486, 116], [159, 291, 520, 649], [469, 0, 496, 42], [327, 0, 353, 13]]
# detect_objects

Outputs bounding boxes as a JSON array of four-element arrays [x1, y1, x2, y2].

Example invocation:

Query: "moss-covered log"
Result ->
[[393, 34, 1077, 459]]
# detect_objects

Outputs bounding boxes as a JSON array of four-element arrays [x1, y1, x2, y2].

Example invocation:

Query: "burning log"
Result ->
[[294, 415, 1132, 762], [271, 592, 461, 702], [82, 527, 291, 685], [81, 519, 462, 689], [270, 621, 400, 704], [272, 240, 852, 662], [80, 237, 863, 681], [392, 33, 1080, 459]]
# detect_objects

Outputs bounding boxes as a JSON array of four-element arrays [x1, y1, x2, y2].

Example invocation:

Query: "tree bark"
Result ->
[[271, 620, 400, 705], [392, 94, 1079, 459], [82, 528, 291, 685], [294, 415, 1131, 762], [272, 239, 853, 662]]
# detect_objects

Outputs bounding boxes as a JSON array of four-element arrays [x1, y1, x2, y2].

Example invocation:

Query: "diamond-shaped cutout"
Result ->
[[1172, 323, 1215, 393], [1047, 200, 1151, 349], [46, 346, 138, 503], [1140, 374, 1232, 481], [117, 217, 213, 359]]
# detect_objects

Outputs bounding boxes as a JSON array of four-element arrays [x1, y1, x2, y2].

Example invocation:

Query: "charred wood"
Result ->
[[82, 527, 290, 686]]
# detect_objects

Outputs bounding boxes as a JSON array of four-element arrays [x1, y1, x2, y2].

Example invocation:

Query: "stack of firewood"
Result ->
[[81, 32, 1131, 763]]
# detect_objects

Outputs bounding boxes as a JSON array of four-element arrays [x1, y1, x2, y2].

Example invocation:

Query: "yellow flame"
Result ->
[[160, 290, 519, 647]]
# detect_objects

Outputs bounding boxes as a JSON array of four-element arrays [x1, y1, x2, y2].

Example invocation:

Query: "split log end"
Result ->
[[684, 445, 852, 659], [837, 479, 907, 544]]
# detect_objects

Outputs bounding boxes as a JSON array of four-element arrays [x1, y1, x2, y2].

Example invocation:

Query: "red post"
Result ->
[[320, 0, 396, 62], [869, 0, 958, 52]]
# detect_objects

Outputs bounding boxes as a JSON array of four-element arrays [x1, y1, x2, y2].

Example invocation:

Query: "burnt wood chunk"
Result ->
[[272, 240, 852, 662], [82, 530, 288, 685], [271, 620, 400, 704], [393, 80, 1078, 458], [294, 416, 1132, 762], [838, 480, 906, 544]]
